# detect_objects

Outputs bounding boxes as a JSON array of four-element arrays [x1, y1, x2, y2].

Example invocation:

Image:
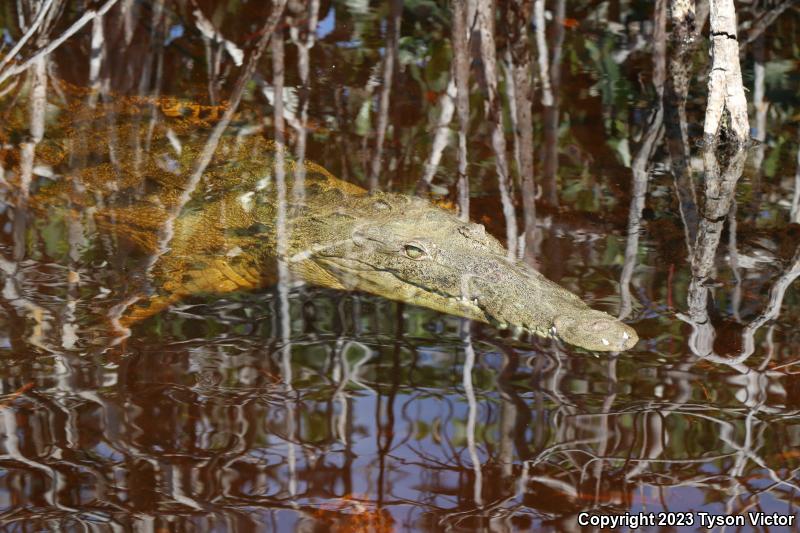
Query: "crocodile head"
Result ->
[[304, 193, 638, 352]]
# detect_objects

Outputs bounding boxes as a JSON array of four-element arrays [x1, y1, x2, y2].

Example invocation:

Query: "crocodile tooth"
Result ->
[[601, 338, 610, 346], [622, 332, 629, 340], [549, 326, 557, 337]]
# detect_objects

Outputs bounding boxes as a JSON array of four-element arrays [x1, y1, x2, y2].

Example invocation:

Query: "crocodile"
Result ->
[[18, 101, 638, 352]]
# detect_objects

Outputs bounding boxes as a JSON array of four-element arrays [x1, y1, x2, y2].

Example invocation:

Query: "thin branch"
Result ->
[[0, 0, 121, 87], [191, 4, 244, 66], [0, 0, 55, 71], [739, 0, 799, 53]]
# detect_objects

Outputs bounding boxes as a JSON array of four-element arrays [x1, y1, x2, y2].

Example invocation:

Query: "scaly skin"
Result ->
[[27, 107, 638, 352]]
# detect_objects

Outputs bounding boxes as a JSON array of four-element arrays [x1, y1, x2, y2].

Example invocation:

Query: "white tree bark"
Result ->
[[87, 12, 108, 107], [477, 0, 517, 259], [703, 0, 750, 144], [533, 0, 553, 106], [420, 77, 456, 186], [0, 0, 54, 72], [453, 0, 471, 220]]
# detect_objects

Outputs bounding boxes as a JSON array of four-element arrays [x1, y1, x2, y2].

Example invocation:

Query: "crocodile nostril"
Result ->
[[591, 320, 613, 332]]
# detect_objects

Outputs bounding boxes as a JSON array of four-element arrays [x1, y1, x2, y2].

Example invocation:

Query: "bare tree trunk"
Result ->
[[14, 0, 61, 201], [620, 114, 663, 321], [681, 144, 747, 359], [87, 11, 108, 106], [418, 77, 455, 190], [273, 24, 290, 289], [118, 0, 135, 44], [751, 36, 767, 170], [502, 51, 521, 177], [541, 0, 564, 207], [533, 0, 552, 106], [506, 0, 537, 265], [703, 0, 750, 145], [620, 0, 666, 321], [368, 0, 403, 191], [683, 0, 750, 358], [272, 22, 299, 500], [691, 150, 741, 305], [477, 0, 517, 258], [665, 0, 701, 251], [18, 56, 47, 202], [290, 0, 320, 204], [453, 0, 471, 220]]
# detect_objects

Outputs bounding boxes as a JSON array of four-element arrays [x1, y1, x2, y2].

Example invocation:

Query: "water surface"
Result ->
[[1, 1, 800, 531]]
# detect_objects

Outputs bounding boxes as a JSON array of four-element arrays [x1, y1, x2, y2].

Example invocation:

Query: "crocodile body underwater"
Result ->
[[24, 104, 638, 352]]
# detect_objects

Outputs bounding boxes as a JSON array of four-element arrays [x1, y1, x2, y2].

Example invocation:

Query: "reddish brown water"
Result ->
[[1, 1, 800, 531]]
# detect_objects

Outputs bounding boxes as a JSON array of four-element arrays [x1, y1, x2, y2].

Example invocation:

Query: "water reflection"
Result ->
[[1, 0, 800, 531]]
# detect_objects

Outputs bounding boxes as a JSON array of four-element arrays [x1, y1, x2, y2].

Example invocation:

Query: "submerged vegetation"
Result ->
[[0, 0, 799, 530]]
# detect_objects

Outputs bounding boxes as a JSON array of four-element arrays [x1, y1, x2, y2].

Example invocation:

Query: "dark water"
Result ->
[[1, 1, 800, 531]]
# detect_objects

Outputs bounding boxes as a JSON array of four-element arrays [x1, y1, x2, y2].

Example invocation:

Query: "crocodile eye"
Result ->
[[404, 244, 427, 260]]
